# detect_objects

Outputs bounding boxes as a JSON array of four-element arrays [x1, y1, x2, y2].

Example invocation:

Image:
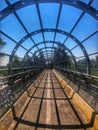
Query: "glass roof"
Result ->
[[0, 0, 98, 72]]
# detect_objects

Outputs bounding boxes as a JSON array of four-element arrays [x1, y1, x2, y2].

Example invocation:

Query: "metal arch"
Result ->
[[30, 46, 63, 58], [1, 1, 96, 74], [32, 50, 68, 61], [31, 47, 58, 56], [36, 52, 54, 57], [9, 28, 88, 57], [23, 47, 58, 66], [23, 41, 77, 69], [52, 4, 62, 51], [34, 51, 57, 61], [35, 51, 72, 64], [61, 0, 96, 48], [33, 48, 56, 56], [29, 47, 76, 69], [0, 0, 98, 21], [9, 28, 90, 73], [23, 45, 77, 70]]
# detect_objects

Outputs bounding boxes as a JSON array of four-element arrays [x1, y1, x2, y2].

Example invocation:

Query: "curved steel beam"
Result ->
[[32, 50, 68, 61], [30, 46, 68, 61], [23, 45, 77, 70], [23, 41, 77, 67], [10, 28, 88, 57], [31, 47, 76, 69], [9, 28, 90, 73], [35, 50, 72, 65], [0, 0, 98, 21]]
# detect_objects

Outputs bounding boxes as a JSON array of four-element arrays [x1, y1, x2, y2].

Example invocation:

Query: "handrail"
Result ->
[[55, 66, 98, 79], [0, 67, 40, 80], [0, 67, 44, 118], [55, 66, 98, 98], [55, 66, 98, 112]]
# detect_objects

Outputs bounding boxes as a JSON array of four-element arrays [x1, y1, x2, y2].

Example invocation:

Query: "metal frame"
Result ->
[[0, 0, 98, 75], [8, 28, 90, 73], [0, 0, 98, 21], [0, 0, 98, 118], [22, 41, 77, 69]]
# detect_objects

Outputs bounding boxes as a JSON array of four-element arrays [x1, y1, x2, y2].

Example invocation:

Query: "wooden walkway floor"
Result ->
[[8, 70, 93, 130]]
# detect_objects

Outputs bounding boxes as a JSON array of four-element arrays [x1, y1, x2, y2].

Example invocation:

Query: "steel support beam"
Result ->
[[8, 28, 89, 73], [0, 0, 98, 21], [23, 45, 77, 70]]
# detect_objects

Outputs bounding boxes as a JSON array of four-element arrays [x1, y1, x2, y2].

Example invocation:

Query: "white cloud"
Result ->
[[0, 56, 9, 66]]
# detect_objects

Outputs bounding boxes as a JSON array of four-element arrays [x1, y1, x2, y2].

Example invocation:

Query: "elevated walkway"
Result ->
[[0, 70, 98, 130]]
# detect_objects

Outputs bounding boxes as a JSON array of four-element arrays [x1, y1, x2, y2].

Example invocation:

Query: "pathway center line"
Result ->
[[46, 75, 52, 126]]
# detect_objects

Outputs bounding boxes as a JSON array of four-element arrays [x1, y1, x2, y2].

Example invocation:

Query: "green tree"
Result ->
[[23, 55, 33, 67], [0, 37, 6, 65], [12, 55, 22, 68], [53, 43, 70, 68], [0, 37, 6, 50], [95, 56, 98, 68]]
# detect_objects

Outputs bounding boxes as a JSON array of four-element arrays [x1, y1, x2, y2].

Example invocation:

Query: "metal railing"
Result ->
[[55, 66, 98, 111], [0, 67, 44, 118]]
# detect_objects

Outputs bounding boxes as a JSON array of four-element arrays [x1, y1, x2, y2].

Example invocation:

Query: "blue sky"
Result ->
[[0, 1, 98, 61]]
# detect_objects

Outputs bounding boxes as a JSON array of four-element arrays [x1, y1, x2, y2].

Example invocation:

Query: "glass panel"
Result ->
[[22, 38, 34, 50], [58, 5, 82, 32], [0, 35, 16, 54], [32, 33, 43, 43], [91, 0, 98, 10], [39, 3, 59, 28], [72, 13, 98, 41], [9, 0, 20, 4], [65, 38, 77, 49], [83, 33, 98, 54], [1, 14, 27, 42], [17, 5, 40, 33], [15, 47, 27, 58], [0, 0, 7, 11], [71, 46, 84, 57], [55, 33, 66, 43], [44, 32, 54, 41]]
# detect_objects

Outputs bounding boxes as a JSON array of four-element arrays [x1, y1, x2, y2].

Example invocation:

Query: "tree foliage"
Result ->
[[91, 55, 98, 68], [23, 55, 33, 67], [11, 55, 22, 68], [23, 51, 45, 67], [53, 43, 70, 68], [0, 37, 6, 51], [0, 37, 6, 66], [95, 56, 98, 68]]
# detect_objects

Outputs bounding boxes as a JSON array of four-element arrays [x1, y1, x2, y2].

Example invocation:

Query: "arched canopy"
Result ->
[[0, 0, 98, 21], [0, 0, 98, 75]]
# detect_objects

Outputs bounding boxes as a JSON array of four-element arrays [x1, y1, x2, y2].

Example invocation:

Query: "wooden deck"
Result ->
[[4, 70, 94, 130]]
